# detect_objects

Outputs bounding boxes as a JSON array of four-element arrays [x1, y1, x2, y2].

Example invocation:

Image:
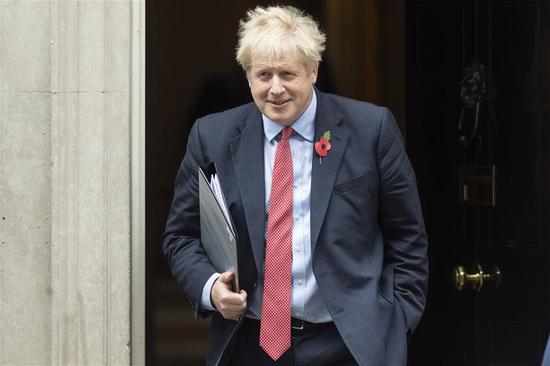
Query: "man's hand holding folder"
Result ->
[[198, 165, 247, 320], [211, 272, 247, 321]]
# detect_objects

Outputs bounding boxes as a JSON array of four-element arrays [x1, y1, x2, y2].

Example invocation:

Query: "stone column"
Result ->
[[0, 1, 140, 364]]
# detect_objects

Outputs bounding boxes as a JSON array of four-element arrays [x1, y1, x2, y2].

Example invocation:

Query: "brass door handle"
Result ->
[[453, 264, 502, 292]]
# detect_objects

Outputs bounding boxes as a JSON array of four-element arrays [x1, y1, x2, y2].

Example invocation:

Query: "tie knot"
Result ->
[[281, 127, 293, 141]]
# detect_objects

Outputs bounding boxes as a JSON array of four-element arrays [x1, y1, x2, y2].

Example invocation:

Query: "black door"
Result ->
[[406, 1, 550, 365]]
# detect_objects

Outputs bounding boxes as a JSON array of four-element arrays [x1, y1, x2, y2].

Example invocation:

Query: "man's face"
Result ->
[[247, 54, 318, 126]]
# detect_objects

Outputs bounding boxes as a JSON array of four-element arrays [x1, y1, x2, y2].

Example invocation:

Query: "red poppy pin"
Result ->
[[315, 130, 332, 163]]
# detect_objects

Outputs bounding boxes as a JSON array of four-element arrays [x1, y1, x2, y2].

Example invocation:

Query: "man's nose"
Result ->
[[269, 76, 285, 95]]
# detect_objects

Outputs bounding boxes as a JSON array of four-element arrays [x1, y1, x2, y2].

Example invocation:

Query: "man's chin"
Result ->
[[265, 110, 295, 126], [268, 116, 293, 126]]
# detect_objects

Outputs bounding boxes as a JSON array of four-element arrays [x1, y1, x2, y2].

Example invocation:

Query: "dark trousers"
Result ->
[[227, 318, 357, 366]]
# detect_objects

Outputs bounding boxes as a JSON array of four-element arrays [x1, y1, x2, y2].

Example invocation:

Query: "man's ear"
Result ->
[[310, 63, 319, 84]]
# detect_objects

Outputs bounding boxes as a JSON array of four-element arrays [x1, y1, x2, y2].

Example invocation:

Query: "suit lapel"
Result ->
[[230, 109, 266, 275], [310, 92, 348, 253]]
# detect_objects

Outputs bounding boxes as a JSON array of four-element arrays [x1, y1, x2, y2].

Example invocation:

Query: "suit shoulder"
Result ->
[[321, 92, 390, 125], [323, 92, 386, 115], [189, 102, 258, 154]]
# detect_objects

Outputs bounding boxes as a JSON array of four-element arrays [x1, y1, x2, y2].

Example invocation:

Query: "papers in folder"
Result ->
[[198, 165, 239, 291]]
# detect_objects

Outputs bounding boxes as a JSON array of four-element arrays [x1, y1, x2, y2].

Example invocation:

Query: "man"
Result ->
[[163, 5, 428, 366]]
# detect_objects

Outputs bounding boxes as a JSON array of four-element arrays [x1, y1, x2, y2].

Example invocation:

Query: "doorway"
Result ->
[[146, 1, 550, 365]]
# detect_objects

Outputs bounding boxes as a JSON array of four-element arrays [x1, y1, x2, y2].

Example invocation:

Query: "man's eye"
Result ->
[[281, 72, 295, 79]]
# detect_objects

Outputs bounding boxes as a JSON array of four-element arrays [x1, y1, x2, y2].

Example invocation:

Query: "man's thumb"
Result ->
[[219, 272, 234, 283]]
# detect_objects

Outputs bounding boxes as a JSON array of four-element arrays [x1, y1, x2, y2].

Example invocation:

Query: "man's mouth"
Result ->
[[268, 99, 291, 106]]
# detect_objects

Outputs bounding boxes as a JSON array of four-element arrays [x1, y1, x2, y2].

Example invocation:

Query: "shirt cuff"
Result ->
[[200, 272, 221, 311]]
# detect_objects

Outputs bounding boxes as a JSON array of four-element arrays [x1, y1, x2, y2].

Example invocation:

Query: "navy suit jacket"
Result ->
[[163, 90, 428, 366]]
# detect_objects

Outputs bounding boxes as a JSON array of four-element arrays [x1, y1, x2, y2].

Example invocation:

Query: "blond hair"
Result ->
[[236, 5, 326, 71]]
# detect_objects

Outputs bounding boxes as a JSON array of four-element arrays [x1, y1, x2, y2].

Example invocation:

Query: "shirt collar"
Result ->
[[262, 90, 316, 142]]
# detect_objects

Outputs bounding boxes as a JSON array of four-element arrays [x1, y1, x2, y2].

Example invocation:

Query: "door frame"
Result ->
[[131, 0, 146, 364]]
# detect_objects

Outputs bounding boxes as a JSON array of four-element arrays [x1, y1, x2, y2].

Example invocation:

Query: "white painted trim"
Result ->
[[131, 0, 146, 365]]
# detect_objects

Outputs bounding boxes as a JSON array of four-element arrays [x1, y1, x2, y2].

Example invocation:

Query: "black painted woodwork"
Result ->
[[406, 1, 550, 365]]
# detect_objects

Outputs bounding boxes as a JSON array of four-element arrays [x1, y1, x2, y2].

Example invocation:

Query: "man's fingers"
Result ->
[[217, 297, 247, 320], [218, 290, 247, 307], [219, 291, 247, 306]]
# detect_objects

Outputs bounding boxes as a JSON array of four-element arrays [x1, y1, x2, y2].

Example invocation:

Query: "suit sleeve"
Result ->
[[377, 107, 429, 334], [162, 119, 217, 319]]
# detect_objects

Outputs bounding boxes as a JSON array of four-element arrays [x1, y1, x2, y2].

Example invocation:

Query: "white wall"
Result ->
[[0, 1, 139, 364]]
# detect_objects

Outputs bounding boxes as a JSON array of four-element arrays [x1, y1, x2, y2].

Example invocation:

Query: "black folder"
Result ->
[[198, 164, 239, 291]]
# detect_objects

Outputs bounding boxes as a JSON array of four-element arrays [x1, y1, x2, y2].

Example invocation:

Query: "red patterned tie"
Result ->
[[260, 127, 293, 361]]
